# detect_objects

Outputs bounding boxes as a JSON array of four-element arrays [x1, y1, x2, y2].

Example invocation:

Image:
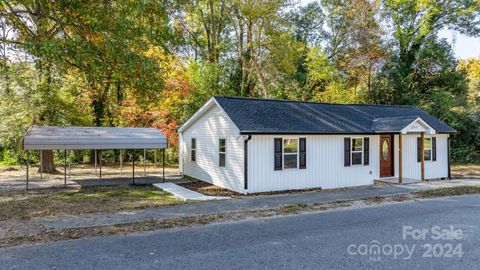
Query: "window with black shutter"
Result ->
[[274, 138, 282, 170], [344, 138, 351, 167], [351, 138, 363, 165], [432, 137, 437, 161], [418, 137, 434, 162], [364, 137, 369, 165], [424, 138, 432, 161], [299, 138, 306, 169], [417, 137, 421, 162], [283, 138, 298, 169]]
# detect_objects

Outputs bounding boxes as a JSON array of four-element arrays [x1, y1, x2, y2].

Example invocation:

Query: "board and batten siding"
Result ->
[[394, 134, 449, 180], [247, 135, 380, 193], [179, 105, 244, 192], [246, 134, 449, 193]]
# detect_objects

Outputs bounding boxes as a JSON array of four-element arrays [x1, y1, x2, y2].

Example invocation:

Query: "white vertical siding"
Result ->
[[247, 135, 380, 193], [178, 132, 185, 174], [399, 134, 449, 180], [180, 105, 244, 192], [246, 133, 449, 193]]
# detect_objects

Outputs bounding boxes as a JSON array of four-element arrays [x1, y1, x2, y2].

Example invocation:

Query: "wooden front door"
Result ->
[[380, 135, 394, 177]]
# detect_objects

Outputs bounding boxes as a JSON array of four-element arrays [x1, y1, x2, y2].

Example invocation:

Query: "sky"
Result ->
[[438, 30, 480, 59]]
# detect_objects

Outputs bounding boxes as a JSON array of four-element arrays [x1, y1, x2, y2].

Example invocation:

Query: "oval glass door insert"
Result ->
[[382, 140, 389, 160]]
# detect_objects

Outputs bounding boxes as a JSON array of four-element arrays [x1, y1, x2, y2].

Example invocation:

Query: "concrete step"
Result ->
[[153, 182, 230, 201]]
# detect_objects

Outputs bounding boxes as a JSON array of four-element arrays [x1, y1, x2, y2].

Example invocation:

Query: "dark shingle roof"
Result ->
[[214, 96, 456, 134], [372, 116, 420, 132]]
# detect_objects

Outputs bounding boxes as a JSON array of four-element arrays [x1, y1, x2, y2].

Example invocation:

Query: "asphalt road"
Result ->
[[2, 195, 480, 270]]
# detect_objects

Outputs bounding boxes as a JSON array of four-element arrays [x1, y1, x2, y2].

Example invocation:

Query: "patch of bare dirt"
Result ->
[[451, 164, 480, 178], [179, 181, 239, 197], [179, 180, 326, 198], [0, 167, 18, 172]]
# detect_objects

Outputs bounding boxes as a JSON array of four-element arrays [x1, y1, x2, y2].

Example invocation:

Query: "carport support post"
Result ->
[[99, 150, 102, 180], [132, 149, 136, 185], [120, 149, 123, 175], [162, 148, 165, 182], [64, 149, 67, 187], [40, 150, 43, 180], [120, 149, 123, 176], [68, 150, 71, 178], [94, 149, 97, 174], [143, 148, 146, 176], [26, 151, 29, 190], [154, 149, 157, 167]]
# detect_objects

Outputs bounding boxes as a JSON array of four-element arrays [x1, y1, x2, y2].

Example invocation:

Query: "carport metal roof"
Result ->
[[23, 126, 167, 150]]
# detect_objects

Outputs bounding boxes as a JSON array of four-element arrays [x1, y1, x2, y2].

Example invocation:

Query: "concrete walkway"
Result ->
[[391, 179, 480, 190], [153, 183, 230, 201]]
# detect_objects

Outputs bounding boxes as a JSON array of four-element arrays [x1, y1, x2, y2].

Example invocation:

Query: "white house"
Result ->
[[178, 96, 456, 194]]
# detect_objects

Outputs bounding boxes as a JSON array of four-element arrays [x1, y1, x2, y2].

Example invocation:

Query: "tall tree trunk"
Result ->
[[233, 11, 245, 96], [39, 150, 56, 173]]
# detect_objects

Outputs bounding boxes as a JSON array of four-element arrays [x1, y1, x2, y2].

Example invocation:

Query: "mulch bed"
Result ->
[[179, 181, 239, 197], [179, 180, 327, 198]]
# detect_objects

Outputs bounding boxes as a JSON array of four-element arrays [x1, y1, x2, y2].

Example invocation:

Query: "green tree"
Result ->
[[383, 0, 480, 104]]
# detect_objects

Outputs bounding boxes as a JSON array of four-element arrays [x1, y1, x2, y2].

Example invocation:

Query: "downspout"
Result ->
[[448, 134, 451, 180], [244, 135, 252, 191]]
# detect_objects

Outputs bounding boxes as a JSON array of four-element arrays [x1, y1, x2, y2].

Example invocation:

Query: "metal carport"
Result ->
[[23, 126, 168, 190]]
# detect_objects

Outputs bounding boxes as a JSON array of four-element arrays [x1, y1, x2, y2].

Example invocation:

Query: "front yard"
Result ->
[[451, 164, 480, 178], [0, 185, 183, 221], [0, 163, 479, 222]]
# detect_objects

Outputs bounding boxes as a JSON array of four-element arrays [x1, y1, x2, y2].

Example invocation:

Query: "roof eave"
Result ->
[[239, 130, 457, 135]]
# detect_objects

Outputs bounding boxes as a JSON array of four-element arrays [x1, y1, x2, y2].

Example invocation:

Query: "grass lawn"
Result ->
[[451, 164, 480, 177], [0, 185, 183, 221], [416, 185, 480, 198]]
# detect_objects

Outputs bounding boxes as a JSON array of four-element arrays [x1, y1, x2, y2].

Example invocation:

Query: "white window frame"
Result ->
[[191, 138, 196, 162], [219, 138, 226, 167], [283, 138, 299, 170], [351, 137, 364, 166], [424, 137, 432, 161]]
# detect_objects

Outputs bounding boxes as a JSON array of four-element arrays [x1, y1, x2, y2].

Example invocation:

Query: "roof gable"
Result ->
[[177, 97, 240, 134], [373, 116, 436, 134], [212, 96, 456, 134]]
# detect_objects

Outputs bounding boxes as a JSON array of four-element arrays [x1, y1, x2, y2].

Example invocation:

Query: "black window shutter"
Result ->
[[417, 137, 421, 162], [274, 138, 282, 170], [344, 138, 351, 167], [299, 138, 306, 169], [364, 137, 369, 165], [432, 137, 437, 161]]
